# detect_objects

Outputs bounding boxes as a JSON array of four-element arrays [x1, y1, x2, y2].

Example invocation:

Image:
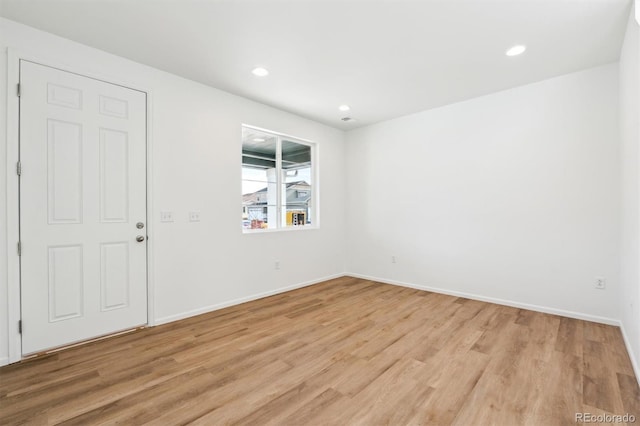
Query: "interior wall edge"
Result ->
[[154, 272, 345, 326], [620, 319, 640, 388], [345, 272, 620, 326]]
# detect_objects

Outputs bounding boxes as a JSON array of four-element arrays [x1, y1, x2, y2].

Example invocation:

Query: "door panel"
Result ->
[[99, 128, 129, 223], [20, 61, 147, 355], [47, 245, 84, 322], [47, 119, 83, 224], [100, 242, 130, 311]]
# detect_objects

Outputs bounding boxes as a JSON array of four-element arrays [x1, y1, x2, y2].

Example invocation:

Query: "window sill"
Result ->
[[242, 225, 319, 235]]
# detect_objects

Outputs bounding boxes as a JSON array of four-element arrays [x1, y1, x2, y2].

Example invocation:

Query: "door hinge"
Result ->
[[16, 161, 21, 176], [18, 320, 22, 334], [17, 83, 21, 97], [17, 241, 21, 256]]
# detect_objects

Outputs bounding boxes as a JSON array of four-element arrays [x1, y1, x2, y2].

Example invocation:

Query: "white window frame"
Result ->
[[241, 124, 318, 233]]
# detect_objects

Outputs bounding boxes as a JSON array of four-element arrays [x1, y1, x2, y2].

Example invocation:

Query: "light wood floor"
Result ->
[[1, 277, 638, 425]]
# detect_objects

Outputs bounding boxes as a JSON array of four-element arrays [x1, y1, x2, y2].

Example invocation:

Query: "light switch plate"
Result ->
[[189, 211, 201, 222], [160, 211, 174, 222]]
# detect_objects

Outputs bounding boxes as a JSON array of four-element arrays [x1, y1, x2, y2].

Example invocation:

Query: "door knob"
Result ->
[[136, 222, 145, 229], [136, 235, 145, 242]]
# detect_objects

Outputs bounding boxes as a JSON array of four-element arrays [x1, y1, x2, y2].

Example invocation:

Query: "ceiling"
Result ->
[[0, 0, 632, 130]]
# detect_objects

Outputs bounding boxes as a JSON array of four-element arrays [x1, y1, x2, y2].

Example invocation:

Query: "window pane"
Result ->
[[282, 140, 311, 182], [284, 185, 311, 226], [242, 129, 279, 231], [281, 140, 312, 227], [242, 129, 277, 176], [242, 204, 278, 229]]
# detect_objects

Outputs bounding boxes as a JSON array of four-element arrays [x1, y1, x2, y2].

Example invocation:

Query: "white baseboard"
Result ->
[[155, 273, 345, 325], [346, 273, 620, 326], [619, 321, 640, 388], [0, 357, 8, 367]]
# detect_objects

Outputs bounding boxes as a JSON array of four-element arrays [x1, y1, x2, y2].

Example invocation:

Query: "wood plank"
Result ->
[[583, 340, 626, 414]]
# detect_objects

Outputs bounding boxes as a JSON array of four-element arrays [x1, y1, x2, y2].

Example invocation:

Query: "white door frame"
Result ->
[[5, 48, 156, 363]]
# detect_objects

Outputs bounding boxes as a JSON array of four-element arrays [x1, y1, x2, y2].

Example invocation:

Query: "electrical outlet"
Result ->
[[391, 256, 397, 264], [275, 261, 280, 270], [594, 277, 606, 290], [189, 211, 201, 222], [160, 211, 173, 222]]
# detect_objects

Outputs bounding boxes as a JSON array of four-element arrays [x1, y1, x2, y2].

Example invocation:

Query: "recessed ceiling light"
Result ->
[[253, 138, 266, 142], [338, 105, 350, 112], [252, 67, 269, 77], [505, 45, 526, 57]]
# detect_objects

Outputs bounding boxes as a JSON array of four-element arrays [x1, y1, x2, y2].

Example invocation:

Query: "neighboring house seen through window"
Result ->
[[242, 126, 315, 231]]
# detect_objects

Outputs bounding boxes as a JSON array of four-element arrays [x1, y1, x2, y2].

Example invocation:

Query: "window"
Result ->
[[242, 126, 315, 231]]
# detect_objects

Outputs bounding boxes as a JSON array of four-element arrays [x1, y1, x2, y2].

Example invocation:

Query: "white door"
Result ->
[[19, 60, 148, 355]]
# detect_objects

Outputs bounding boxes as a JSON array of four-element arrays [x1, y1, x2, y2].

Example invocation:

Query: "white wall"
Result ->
[[345, 64, 621, 323], [0, 18, 346, 365], [619, 3, 640, 379], [0, 22, 8, 365]]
